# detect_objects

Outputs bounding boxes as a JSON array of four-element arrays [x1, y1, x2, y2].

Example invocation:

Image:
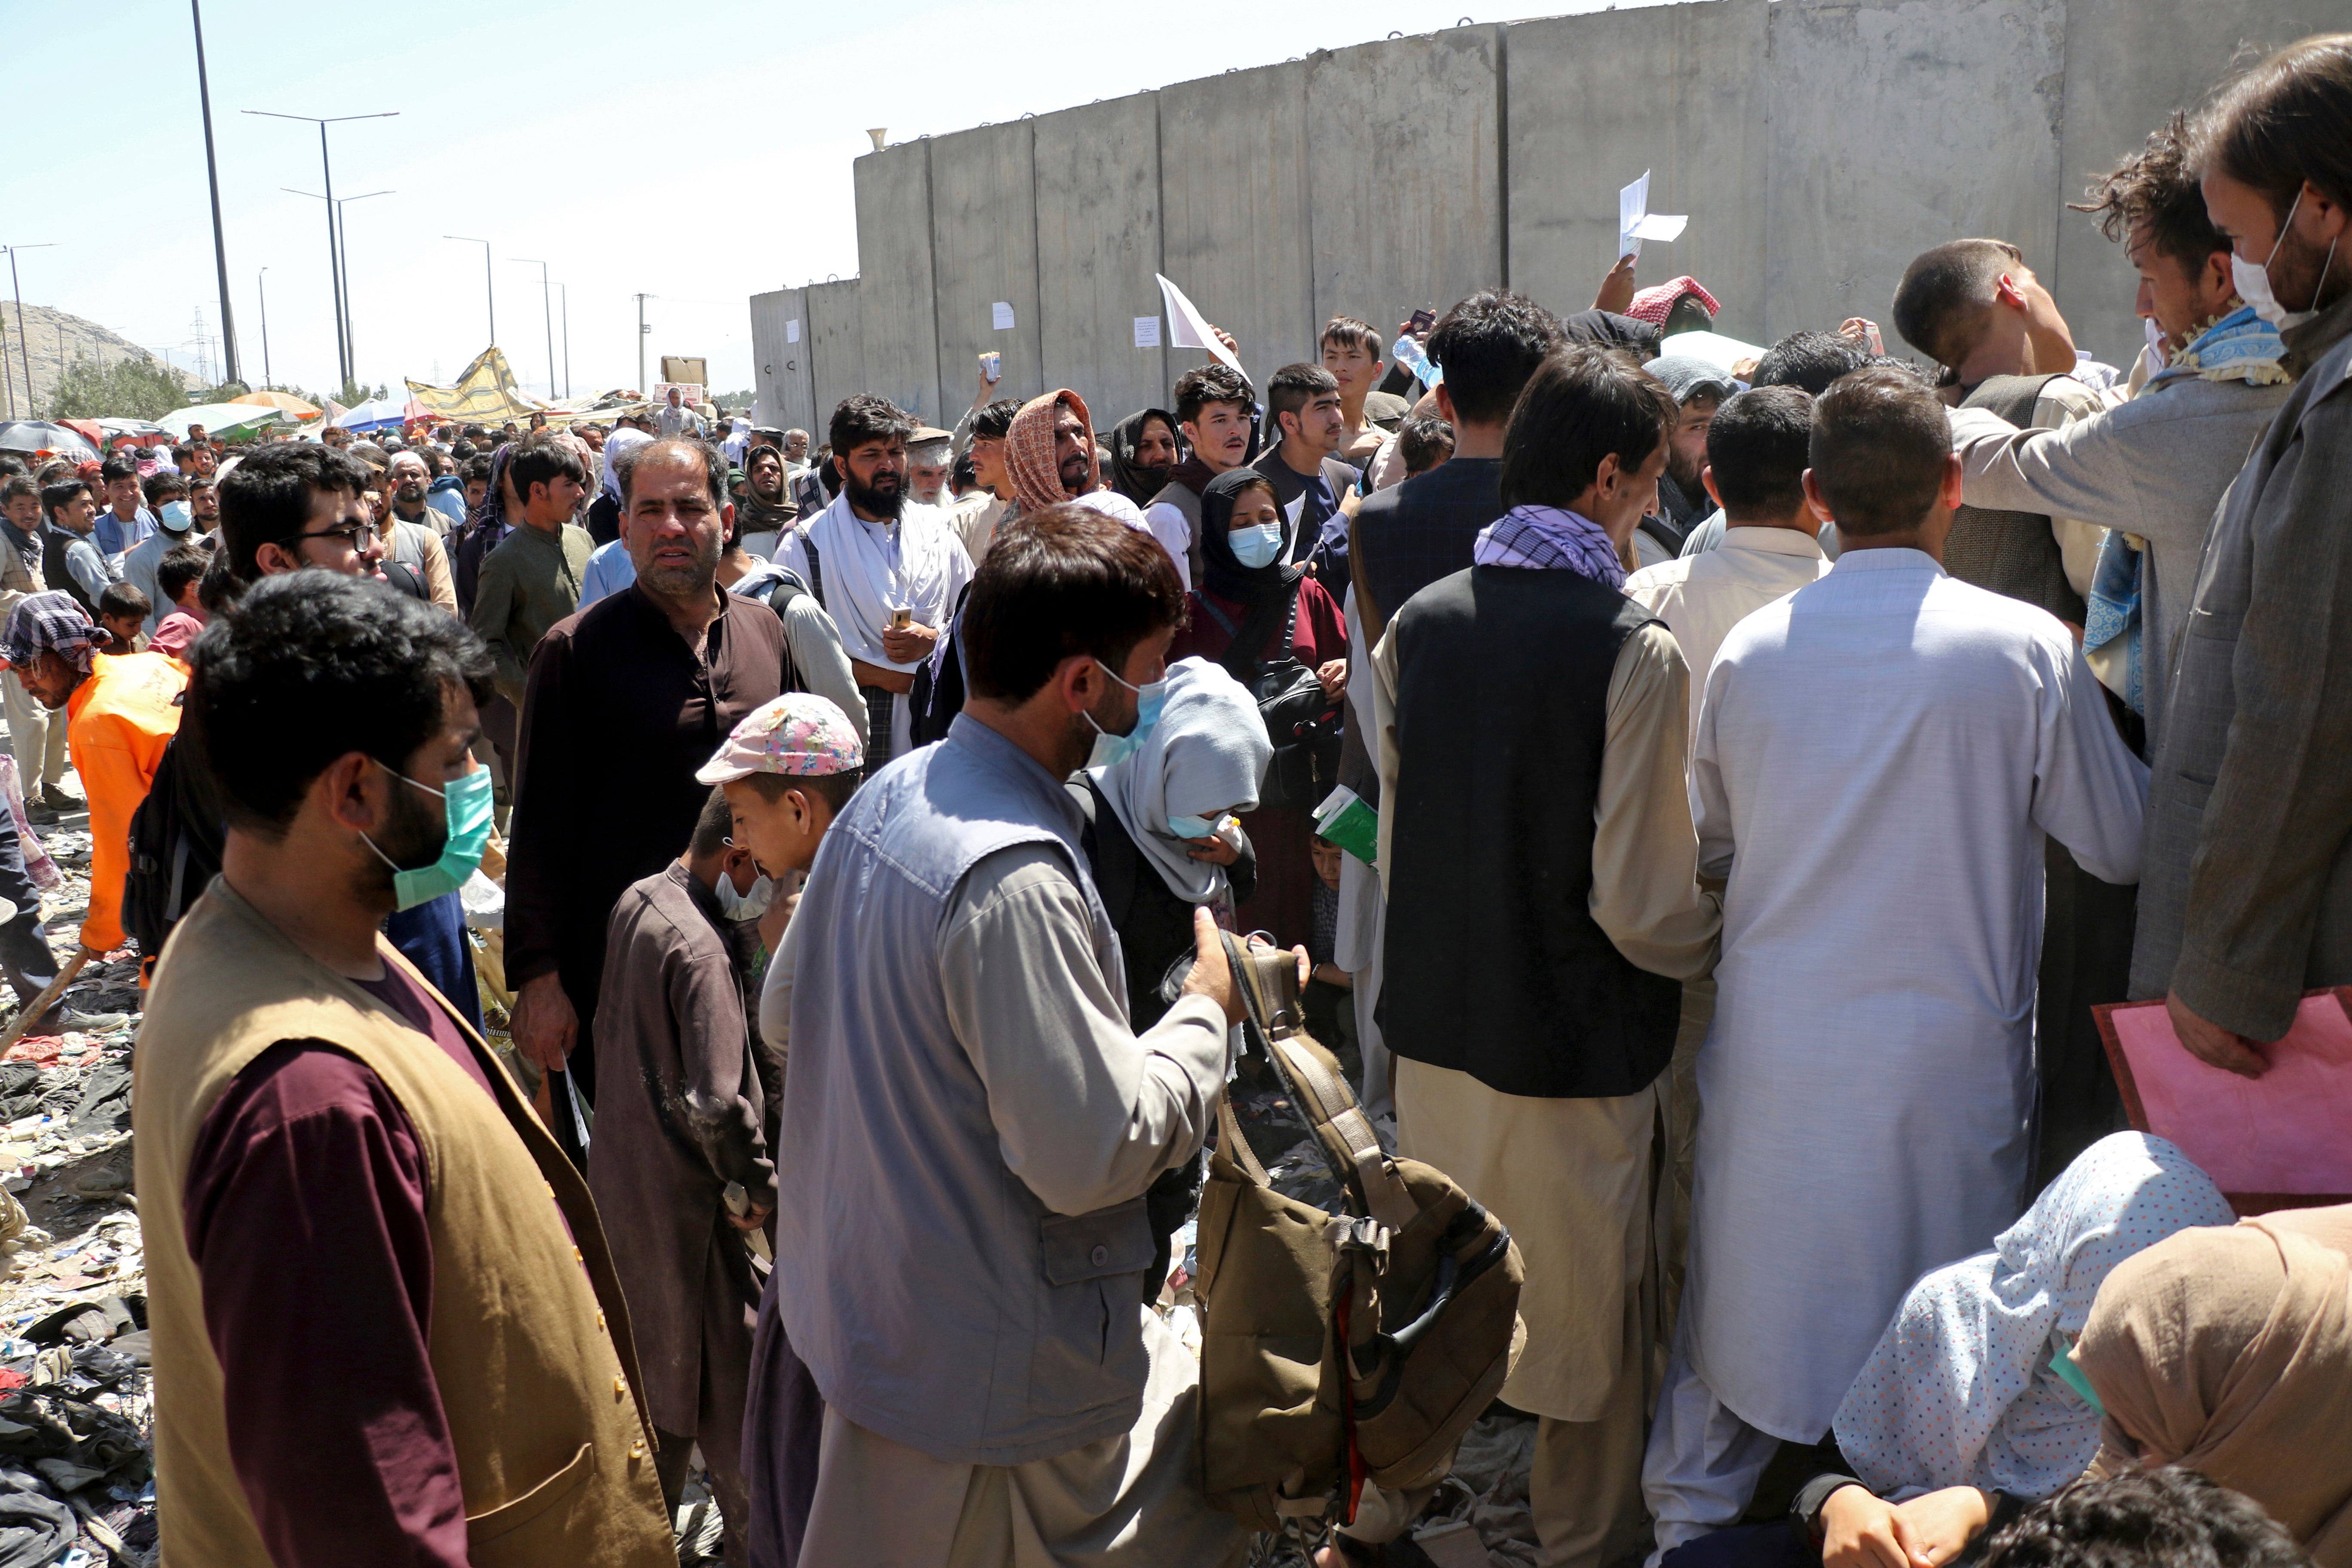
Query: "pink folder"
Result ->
[[2096, 988, 2352, 1214]]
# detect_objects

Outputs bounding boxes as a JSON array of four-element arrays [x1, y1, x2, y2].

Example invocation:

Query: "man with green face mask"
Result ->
[[135, 571, 676, 1567]]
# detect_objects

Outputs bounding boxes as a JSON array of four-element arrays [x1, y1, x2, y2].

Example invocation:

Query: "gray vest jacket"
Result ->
[[773, 716, 1158, 1465], [1947, 375, 2085, 624]]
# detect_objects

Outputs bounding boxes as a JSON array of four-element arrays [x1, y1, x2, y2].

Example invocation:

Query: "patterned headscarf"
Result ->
[[0, 591, 110, 676], [1005, 389, 1094, 514], [1626, 275, 1721, 329]]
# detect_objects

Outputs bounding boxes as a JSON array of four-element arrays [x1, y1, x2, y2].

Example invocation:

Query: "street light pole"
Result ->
[[287, 189, 389, 391], [446, 236, 493, 351], [190, 0, 239, 386], [3, 245, 55, 416], [244, 109, 397, 394], [513, 259, 555, 401], [635, 293, 653, 397], [258, 266, 272, 390], [555, 283, 570, 398]]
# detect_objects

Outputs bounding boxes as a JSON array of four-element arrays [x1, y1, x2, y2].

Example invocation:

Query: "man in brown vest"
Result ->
[[134, 570, 673, 1567], [1892, 238, 2136, 1185]]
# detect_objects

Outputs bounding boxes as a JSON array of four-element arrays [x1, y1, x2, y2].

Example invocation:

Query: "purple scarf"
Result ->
[[1472, 505, 1626, 588]]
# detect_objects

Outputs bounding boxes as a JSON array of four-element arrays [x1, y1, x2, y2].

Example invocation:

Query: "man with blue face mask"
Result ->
[[123, 474, 202, 635], [2134, 33, 2352, 1077], [135, 572, 674, 1567]]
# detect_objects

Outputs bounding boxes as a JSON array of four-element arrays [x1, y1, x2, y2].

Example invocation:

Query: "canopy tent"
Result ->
[[160, 403, 288, 440], [95, 417, 173, 447], [0, 420, 99, 460], [335, 396, 427, 433], [405, 346, 546, 427], [232, 389, 322, 420]]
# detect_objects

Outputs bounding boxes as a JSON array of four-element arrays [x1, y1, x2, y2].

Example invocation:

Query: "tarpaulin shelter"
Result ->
[[405, 346, 546, 426]]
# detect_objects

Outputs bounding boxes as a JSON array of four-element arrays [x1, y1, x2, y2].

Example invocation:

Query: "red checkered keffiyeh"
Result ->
[[1625, 276, 1721, 328]]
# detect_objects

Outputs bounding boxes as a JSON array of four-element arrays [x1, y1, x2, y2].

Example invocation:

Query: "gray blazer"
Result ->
[[2130, 290, 2352, 1038]]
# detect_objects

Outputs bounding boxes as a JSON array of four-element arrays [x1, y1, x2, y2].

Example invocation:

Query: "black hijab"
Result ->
[[1198, 467, 1302, 612], [1106, 408, 1179, 507]]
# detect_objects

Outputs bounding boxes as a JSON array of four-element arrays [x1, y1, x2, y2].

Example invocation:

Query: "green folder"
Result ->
[[1312, 786, 1378, 869]]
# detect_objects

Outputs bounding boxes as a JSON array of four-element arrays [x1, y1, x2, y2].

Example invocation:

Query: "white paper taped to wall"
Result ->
[[991, 301, 1016, 331], [785, 319, 800, 343], [1154, 273, 1243, 374], [1133, 315, 1161, 349]]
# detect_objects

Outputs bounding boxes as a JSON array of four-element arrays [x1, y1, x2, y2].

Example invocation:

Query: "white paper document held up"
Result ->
[[1155, 273, 1243, 374]]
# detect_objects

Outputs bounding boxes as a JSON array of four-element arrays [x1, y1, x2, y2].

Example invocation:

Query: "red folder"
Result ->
[[2095, 988, 2352, 1215]]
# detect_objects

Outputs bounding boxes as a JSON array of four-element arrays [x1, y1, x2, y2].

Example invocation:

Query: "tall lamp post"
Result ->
[[2, 245, 55, 415], [243, 108, 398, 394], [190, 0, 239, 386], [553, 282, 570, 398], [446, 236, 494, 352], [512, 258, 556, 401], [285, 188, 390, 386], [257, 266, 272, 391]]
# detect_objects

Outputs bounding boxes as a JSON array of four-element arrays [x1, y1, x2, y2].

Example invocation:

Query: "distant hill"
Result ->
[[0, 304, 198, 419]]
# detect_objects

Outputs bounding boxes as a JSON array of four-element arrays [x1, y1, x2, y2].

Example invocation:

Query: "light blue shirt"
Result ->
[[577, 539, 636, 608]]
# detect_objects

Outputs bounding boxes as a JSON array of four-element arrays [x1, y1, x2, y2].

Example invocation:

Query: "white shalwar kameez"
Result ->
[[1643, 548, 2148, 1562]]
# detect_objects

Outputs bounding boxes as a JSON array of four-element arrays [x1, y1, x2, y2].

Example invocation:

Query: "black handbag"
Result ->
[[1200, 586, 1341, 813]]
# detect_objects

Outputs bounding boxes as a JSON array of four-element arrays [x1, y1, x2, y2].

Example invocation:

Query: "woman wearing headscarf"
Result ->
[[587, 425, 654, 548], [1068, 655, 1271, 1028], [1105, 407, 1182, 508], [1169, 467, 1346, 952], [735, 443, 800, 560], [2073, 1205, 2352, 1568]]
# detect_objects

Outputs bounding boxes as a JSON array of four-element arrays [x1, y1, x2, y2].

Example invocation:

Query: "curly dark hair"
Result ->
[[185, 570, 494, 836], [2072, 112, 2228, 274], [1982, 1469, 2312, 1568]]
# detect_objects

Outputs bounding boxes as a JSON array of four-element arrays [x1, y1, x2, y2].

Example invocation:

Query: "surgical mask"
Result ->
[[1084, 660, 1167, 769], [361, 762, 495, 911], [715, 870, 775, 921], [2230, 184, 2339, 332], [160, 499, 193, 533], [1167, 813, 1216, 840], [1229, 522, 1285, 569]]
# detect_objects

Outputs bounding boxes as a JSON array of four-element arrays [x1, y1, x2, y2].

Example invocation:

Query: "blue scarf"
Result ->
[[1472, 505, 1626, 588]]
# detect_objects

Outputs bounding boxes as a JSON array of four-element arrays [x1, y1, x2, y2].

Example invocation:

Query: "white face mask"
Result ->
[[2230, 185, 2339, 332], [714, 870, 774, 922]]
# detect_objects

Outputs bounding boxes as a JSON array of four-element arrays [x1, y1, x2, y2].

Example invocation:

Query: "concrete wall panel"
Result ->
[[929, 122, 1042, 425], [806, 278, 864, 438], [2053, 0, 2327, 365], [1763, 0, 2067, 345], [1034, 94, 1168, 425], [748, 287, 815, 435], [853, 143, 940, 423], [1506, 1, 1770, 333], [1158, 61, 1315, 389], [1308, 28, 1504, 350]]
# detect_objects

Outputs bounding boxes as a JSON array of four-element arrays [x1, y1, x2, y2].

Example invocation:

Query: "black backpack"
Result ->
[[123, 724, 224, 970]]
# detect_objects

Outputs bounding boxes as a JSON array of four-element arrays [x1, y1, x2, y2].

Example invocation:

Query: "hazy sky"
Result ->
[[6, 0, 1645, 403]]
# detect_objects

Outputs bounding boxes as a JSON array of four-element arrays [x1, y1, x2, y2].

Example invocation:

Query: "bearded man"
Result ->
[[778, 395, 973, 765], [1636, 358, 1737, 565]]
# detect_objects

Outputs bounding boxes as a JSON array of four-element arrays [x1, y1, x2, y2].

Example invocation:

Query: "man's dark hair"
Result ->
[[143, 472, 189, 509], [170, 443, 195, 467], [99, 454, 139, 487], [0, 476, 35, 508], [1172, 364, 1255, 426], [185, 572, 495, 837], [616, 438, 726, 511], [2075, 112, 2230, 276], [505, 432, 588, 508], [691, 785, 733, 858], [969, 398, 1024, 443], [216, 443, 371, 583], [1892, 238, 2029, 370], [1427, 289, 1565, 426], [1498, 345, 1674, 510], [1809, 366, 1952, 536], [951, 451, 978, 492], [828, 393, 914, 458], [98, 581, 150, 622], [423, 447, 450, 477], [741, 767, 862, 815], [1266, 362, 1340, 438], [1399, 414, 1455, 476], [1754, 331, 1874, 395], [157, 542, 210, 605], [1319, 316, 1382, 358], [0, 457, 23, 481], [2193, 33, 2352, 221], [962, 504, 1186, 704], [452, 439, 478, 461], [461, 456, 493, 485], [1981, 1469, 2313, 1568], [1705, 387, 1816, 519], [197, 551, 239, 614], [40, 479, 89, 521]]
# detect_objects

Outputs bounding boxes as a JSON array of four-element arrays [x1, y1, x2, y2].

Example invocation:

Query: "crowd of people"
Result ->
[[0, 27, 2342, 1568]]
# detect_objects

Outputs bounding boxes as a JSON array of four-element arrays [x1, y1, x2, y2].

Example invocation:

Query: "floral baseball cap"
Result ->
[[695, 693, 865, 783]]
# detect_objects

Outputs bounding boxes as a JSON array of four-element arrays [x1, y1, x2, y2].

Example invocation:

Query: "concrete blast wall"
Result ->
[[750, 0, 2329, 432]]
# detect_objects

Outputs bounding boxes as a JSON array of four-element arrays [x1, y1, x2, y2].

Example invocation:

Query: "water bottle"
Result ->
[[1391, 333, 1442, 390]]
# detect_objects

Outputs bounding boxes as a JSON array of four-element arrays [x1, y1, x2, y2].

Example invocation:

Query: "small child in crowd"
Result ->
[[148, 543, 212, 663], [96, 582, 150, 655]]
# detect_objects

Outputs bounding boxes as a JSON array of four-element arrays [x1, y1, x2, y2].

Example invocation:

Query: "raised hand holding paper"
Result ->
[[1618, 169, 1689, 260], [1155, 273, 1244, 374]]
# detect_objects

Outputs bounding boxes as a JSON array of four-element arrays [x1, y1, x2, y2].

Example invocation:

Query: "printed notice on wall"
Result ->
[[1133, 315, 1161, 349], [785, 319, 800, 343], [991, 301, 1016, 331]]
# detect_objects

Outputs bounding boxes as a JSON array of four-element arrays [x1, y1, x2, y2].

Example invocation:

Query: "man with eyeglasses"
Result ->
[[505, 438, 793, 1167]]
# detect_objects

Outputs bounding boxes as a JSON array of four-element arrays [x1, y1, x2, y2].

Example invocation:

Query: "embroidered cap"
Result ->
[[695, 692, 865, 783]]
